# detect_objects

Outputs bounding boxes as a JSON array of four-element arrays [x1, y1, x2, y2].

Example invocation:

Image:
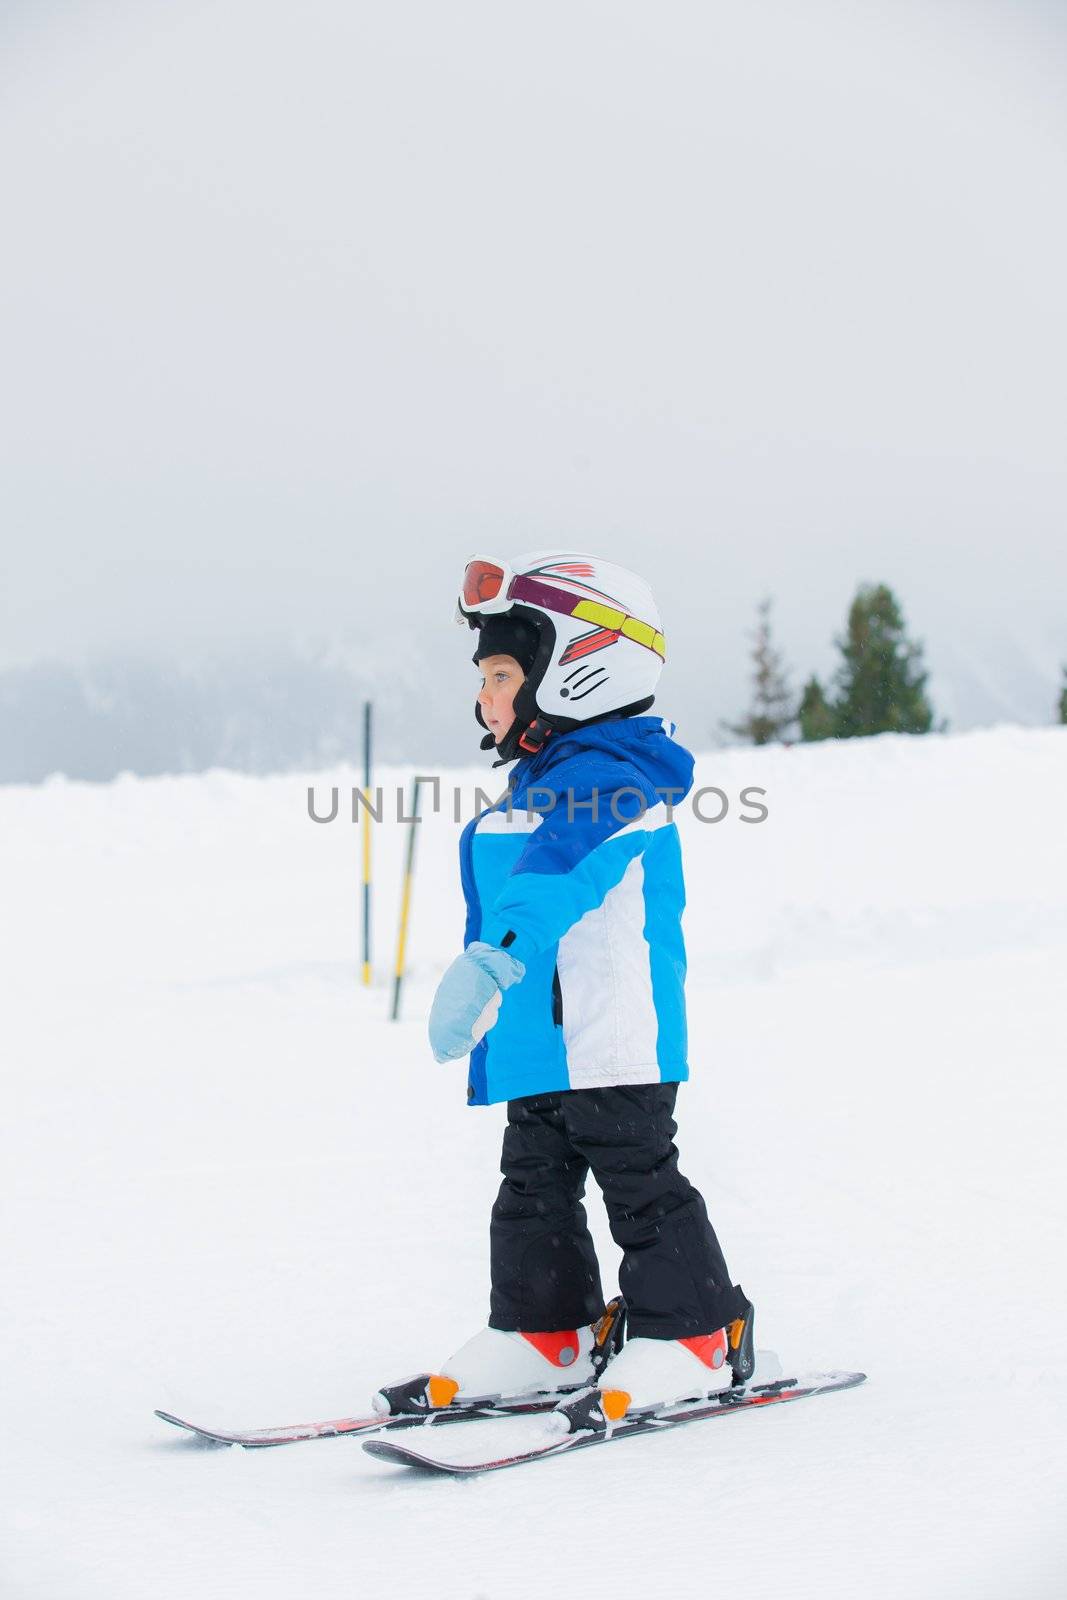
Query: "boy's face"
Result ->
[[476, 653, 525, 744]]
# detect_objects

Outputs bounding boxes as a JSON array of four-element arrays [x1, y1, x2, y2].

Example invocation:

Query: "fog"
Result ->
[[2, 1, 1065, 777]]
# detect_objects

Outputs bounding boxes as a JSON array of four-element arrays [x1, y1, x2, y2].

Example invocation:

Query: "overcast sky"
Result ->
[[2, 0, 1066, 750]]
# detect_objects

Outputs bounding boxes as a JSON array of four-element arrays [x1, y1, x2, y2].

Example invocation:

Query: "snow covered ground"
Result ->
[[3, 725, 1065, 1599]]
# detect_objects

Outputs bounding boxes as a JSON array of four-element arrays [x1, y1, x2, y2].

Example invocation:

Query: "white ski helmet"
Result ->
[[456, 551, 666, 762]]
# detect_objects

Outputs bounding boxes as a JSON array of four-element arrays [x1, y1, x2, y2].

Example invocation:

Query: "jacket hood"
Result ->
[[509, 714, 695, 803]]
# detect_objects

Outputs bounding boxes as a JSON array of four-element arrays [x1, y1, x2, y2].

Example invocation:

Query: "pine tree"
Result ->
[[722, 598, 796, 745], [798, 675, 836, 741], [1059, 667, 1067, 726], [830, 583, 934, 737]]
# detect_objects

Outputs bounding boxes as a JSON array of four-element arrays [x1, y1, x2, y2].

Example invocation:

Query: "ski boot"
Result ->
[[550, 1291, 755, 1437], [372, 1295, 627, 1417]]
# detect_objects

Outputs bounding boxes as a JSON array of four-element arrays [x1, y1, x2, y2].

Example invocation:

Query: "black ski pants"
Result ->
[[488, 1082, 745, 1339]]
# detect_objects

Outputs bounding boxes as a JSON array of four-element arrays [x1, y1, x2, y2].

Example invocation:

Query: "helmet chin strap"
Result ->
[[489, 714, 553, 767], [482, 713, 548, 768], [479, 695, 657, 768]]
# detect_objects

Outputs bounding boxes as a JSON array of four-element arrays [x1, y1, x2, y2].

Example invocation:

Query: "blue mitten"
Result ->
[[428, 941, 526, 1063]]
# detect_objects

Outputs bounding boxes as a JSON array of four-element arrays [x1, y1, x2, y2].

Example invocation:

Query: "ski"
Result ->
[[361, 1370, 867, 1475], [154, 1390, 573, 1449], [156, 1296, 632, 1449]]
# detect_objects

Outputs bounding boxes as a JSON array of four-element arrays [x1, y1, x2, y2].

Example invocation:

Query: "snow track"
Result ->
[[3, 727, 1065, 1598]]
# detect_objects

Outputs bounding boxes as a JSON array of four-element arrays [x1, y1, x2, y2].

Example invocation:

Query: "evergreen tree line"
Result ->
[[723, 584, 1067, 746]]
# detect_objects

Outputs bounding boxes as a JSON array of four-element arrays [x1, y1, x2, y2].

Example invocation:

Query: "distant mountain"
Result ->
[[0, 648, 474, 784], [2, 626, 1063, 783]]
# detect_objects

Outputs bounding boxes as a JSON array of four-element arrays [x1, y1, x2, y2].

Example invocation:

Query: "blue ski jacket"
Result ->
[[458, 714, 695, 1106]]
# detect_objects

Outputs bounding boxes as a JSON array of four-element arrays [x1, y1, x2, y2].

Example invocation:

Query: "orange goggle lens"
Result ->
[[461, 559, 507, 610]]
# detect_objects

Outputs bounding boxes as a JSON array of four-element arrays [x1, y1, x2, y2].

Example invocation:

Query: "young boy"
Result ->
[[375, 552, 753, 1427]]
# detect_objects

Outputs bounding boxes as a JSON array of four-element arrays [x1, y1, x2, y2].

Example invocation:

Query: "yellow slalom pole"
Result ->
[[391, 775, 425, 1022], [361, 701, 373, 985]]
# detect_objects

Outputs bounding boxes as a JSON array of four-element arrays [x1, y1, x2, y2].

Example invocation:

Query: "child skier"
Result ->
[[375, 552, 753, 1429]]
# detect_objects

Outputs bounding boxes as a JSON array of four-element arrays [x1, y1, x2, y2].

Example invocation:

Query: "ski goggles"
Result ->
[[456, 557, 517, 619], [456, 556, 665, 659]]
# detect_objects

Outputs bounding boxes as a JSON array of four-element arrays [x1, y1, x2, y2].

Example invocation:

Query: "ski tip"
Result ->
[[362, 1439, 469, 1475], [770, 1370, 867, 1391], [153, 1409, 237, 1447]]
